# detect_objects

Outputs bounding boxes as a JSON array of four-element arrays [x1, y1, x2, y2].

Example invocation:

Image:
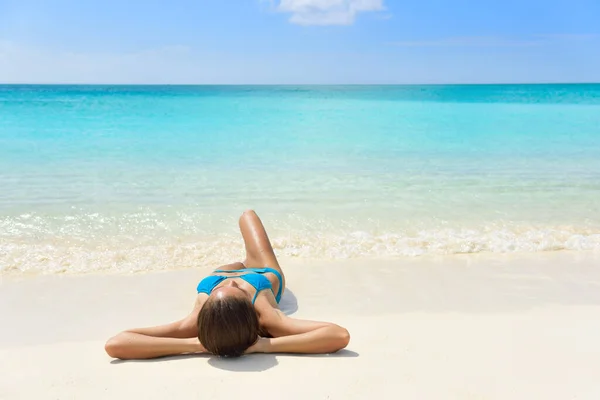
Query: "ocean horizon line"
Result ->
[[1, 82, 599, 87]]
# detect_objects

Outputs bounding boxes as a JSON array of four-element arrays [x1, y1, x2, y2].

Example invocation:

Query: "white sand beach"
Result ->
[[2, 251, 600, 399]]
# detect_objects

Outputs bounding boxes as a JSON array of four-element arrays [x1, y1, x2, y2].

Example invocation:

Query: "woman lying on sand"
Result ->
[[105, 210, 350, 359]]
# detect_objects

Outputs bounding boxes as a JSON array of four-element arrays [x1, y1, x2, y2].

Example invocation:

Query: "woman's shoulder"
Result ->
[[193, 292, 209, 310], [254, 293, 280, 320]]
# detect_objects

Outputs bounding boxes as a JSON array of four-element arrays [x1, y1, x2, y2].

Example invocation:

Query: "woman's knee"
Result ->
[[239, 209, 258, 224], [105, 335, 125, 358]]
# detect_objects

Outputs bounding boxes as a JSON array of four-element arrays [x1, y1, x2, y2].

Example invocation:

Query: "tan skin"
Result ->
[[105, 210, 350, 359]]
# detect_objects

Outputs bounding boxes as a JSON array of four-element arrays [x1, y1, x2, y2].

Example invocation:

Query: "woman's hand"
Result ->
[[188, 337, 208, 354], [245, 337, 270, 354]]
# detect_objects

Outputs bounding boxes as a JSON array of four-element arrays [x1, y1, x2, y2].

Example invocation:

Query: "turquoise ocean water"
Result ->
[[1, 84, 599, 274]]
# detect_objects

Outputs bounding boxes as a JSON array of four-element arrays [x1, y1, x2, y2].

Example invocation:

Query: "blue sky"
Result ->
[[0, 0, 599, 83]]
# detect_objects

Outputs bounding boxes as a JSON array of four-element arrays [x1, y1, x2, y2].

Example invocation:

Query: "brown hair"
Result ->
[[197, 295, 259, 357]]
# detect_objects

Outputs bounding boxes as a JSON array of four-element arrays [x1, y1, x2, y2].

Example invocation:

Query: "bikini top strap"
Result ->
[[251, 290, 260, 304]]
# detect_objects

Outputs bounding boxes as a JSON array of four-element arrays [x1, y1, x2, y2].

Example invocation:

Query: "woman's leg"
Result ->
[[214, 261, 246, 272], [238, 210, 286, 294]]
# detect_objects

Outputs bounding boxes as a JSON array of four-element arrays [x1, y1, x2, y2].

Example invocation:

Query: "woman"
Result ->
[[105, 210, 350, 359]]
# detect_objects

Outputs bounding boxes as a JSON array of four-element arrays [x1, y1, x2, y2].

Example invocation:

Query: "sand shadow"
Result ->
[[111, 349, 358, 370], [208, 354, 279, 372], [294, 349, 359, 358], [110, 353, 209, 364], [208, 349, 359, 372], [279, 288, 298, 315], [111, 354, 278, 372], [207, 349, 359, 372]]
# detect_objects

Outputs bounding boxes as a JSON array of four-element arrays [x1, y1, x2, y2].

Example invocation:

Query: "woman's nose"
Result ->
[[226, 280, 238, 288]]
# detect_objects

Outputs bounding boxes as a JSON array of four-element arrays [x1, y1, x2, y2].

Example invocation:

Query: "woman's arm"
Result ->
[[105, 307, 206, 359], [251, 309, 350, 354], [105, 334, 205, 359], [121, 317, 198, 338], [248, 325, 349, 354]]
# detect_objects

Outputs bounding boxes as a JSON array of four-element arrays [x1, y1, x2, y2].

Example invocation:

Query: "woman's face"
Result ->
[[211, 280, 250, 301]]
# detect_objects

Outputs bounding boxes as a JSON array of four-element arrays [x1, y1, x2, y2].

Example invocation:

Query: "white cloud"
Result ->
[[390, 34, 600, 48], [275, 0, 384, 26], [391, 36, 542, 48], [535, 33, 599, 41]]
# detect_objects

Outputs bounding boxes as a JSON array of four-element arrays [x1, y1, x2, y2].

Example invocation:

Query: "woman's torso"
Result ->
[[195, 262, 282, 312]]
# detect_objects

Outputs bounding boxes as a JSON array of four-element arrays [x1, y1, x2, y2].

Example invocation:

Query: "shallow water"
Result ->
[[1, 84, 599, 274]]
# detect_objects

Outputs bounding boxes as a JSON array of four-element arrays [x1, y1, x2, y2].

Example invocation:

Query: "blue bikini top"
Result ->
[[196, 267, 283, 304]]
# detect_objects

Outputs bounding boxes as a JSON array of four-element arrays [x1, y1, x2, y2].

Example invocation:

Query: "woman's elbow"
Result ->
[[105, 334, 129, 359], [331, 327, 350, 352]]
